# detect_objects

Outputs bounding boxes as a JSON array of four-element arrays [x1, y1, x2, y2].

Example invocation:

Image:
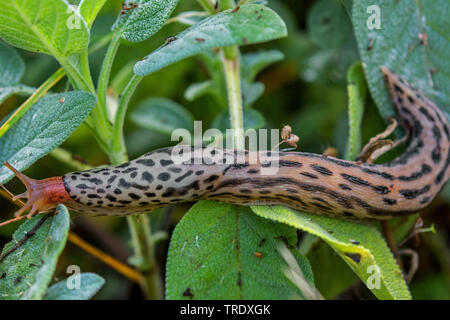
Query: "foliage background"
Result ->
[[0, 0, 449, 299]]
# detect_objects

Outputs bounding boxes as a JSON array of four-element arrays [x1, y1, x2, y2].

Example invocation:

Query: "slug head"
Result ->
[[3, 162, 70, 218]]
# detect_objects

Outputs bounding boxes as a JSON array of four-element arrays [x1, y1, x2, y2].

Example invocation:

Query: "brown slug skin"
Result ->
[[57, 68, 449, 220], [6, 68, 450, 220]]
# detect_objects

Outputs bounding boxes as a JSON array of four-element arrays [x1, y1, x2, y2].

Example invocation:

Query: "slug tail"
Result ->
[[3, 162, 70, 218]]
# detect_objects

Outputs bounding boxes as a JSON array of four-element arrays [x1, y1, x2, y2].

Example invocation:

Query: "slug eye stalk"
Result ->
[[3, 162, 70, 218]]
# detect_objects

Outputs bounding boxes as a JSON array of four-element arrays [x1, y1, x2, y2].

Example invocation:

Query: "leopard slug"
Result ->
[[4, 68, 450, 220]]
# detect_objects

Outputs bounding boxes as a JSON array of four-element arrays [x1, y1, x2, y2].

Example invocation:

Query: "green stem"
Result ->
[[98, 32, 121, 123], [111, 74, 142, 163], [196, 0, 217, 14], [109, 74, 161, 299], [89, 32, 114, 55], [50, 148, 93, 171], [110, 148, 163, 299], [221, 0, 236, 10], [0, 68, 66, 139], [222, 46, 244, 149], [126, 214, 163, 299]]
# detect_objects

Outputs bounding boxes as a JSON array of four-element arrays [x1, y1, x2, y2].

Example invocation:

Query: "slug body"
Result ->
[[5, 68, 450, 220]]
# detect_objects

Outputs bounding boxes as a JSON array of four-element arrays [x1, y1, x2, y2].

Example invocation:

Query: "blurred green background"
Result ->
[[0, 0, 448, 299]]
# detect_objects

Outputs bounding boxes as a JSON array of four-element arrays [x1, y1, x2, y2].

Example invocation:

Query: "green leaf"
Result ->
[[0, 91, 96, 184], [242, 81, 265, 107], [241, 50, 284, 83], [130, 97, 194, 135], [134, 4, 288, 76], [168, 11, 208, 26], [345, 62, 367, 160], [307, 0, 353, 49], [79, 0, 107, 28], [0, 42, 24, 88], [0, 42, 25, 104], [212, 108, 266, 132], [0, 0, 90, 57], [114, 0, 179, 42], [304, 239, 359, 299], [352, 0, 450, 121], [184, 80, 220, 102], [251, 205, 411, 300], [44, 273, 105, 300], [0, 205, 70, 300], [166, 201, 315, 300]]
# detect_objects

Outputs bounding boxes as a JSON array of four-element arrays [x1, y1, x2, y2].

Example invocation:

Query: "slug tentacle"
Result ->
[[3, 162, 70, 218]]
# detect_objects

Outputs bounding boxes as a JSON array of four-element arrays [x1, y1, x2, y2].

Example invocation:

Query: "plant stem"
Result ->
[[111, 74, 142, 163], [221, 0, 236, 10], [0, 68, 66, 139], [49, 148, 93, 171], [98, 32, 121, 124], [126, 214, 163, 299], [196, 0, 217, 14], [89, 32, 114, 55], [222, 46, 244, 149], [59, 56, 112, 152], [109, 74, 161, 299], [110, 150, 163, 299]]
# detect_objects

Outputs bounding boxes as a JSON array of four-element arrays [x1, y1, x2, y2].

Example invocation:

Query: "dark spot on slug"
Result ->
[[175, 170, 193, 182], [160, 159, 173, 167], [162, 188, 176, 197], [141, 172, 154, 183], [128, 193, 141, 200], [399, 185, 431, 199], [204, 175, 219, 183], [106, 195, 117, 202], [300, 172, 318, 179], [136, 159, 155, 167], [383, 198, 397, 206], [122, 167, 137, 174], [169, 167, 182, 173], [107, 176, 118, 184], [311, 164, 333, 176], [341, 173, 370, 186], [279, 161, 303, 168], [372, 185, 390, 195], [157, 172, 170, 181]]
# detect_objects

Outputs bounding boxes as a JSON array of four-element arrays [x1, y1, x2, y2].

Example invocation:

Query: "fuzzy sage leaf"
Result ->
[[0, 92, 97, 184], [0, 205, 70, 300], [352, 0, 450, 120], [166, 201, 315, 300], [0, 0, 89, 57], [134, 4, 287, 76], [251, 205, 411, 300], [44, 273, 105, 300], [114, 0, 180, 42]]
